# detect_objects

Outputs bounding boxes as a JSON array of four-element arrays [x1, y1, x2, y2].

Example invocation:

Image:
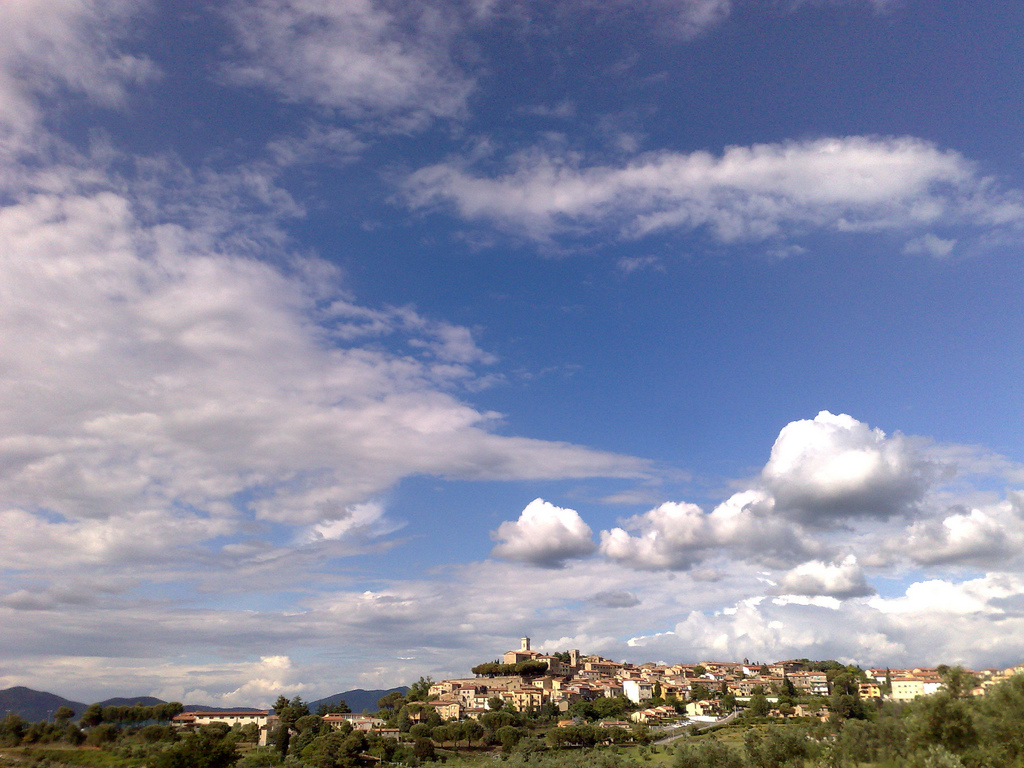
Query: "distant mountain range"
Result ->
[[0, 685, 408, 723]]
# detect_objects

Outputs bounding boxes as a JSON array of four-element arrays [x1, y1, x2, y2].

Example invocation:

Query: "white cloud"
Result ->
[[0, 0, 156, 135], [599, 0, 732, 38], [223, 0, 474, 129], [491, 498, 598, 567], [600, 501, 712, 570], [626, 572, 1024, 669], [763, 410, 946, 527], [616, 255, 664, 274], [599, 491, 821, 571], [0, 654, 310, 709], [904, 506, 1018, 567], [903, 232, 957, 258], [0, 153, 650, 579], [868, 574, 1022, 618], [404, 137, 1024, 244], [777, 555, 874, 598]]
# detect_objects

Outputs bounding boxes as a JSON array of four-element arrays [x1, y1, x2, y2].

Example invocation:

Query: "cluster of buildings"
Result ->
[[425, 638, 1024, 723], [170, 638, 1024, 740], [423, 638, 833, 722], [862, 665, 1024, 702]]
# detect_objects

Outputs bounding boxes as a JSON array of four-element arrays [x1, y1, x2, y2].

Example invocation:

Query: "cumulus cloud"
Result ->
[[223, 0, 474, 129], [763, 411, 946, 527], [599, 491, 820, 571], [777, 555, 874, 599], [904, 506, 1018, 567], [624, 571, 1024, 669], [404, 137, 1024, 244], [491, 498, 598, 567]]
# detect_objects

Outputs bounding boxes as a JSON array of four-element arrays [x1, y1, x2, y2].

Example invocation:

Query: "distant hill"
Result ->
[[95, 696, 166, 708], [0, 687, 87, 723], [0, 688, 248, 721], [308, 687, 407, 715], [1, 685, 411, 722]]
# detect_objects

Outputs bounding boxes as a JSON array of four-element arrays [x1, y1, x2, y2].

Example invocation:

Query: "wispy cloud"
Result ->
[[222, 0, 474, 129], [0, 0, 157, 136], [404, 137, 1024, 245]]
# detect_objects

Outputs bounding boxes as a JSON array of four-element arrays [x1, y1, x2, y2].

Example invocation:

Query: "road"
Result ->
[[652, 710, 739, 745]]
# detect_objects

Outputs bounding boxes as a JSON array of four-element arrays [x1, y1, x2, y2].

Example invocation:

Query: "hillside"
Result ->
[[0, 687, 88, 723], [308, 687, 407, 714], [96, 696, 166, 708]]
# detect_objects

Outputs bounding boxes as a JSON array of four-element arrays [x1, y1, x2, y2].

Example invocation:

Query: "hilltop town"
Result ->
[[418, 637, 1020, 723], [166, 636, 1023, 747]]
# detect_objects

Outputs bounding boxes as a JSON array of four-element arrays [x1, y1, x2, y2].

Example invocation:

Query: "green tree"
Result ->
[[79, 703, 103, 727], [829, 672, 866, 721], [690, 684, 712, 702], [909, 693, 977, 755], [316, 699, 351, 715], [781, 677, 797, 698], [304, 729, 367, 768], [413, 736, 435, 761], [744, 727, 809, 768], [377, 690, 406, 712], [839, 715, 910, 764], [747, 691, 770, 718], [592, 695, 632, 718], [975, 673, 1024, 763], [675, 740, 744, 768], [155, 702, 184, 721], [407, 676, 434, 702], [462, 719, 484, 747], [139, 723, 176, 743], [496, 725, 525, 754], [154, 727, 240, 768], [0, 714, 27, 747], [85, 723, 119, 746], [271, 695, 310, 759], [938, 665, 978, 699], [431, 724, 453, 746]]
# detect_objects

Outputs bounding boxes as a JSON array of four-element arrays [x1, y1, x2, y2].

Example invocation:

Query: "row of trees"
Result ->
[[546, 723, 650, 749], [79, 701, 185, 726], [472, 660, 551, 677]]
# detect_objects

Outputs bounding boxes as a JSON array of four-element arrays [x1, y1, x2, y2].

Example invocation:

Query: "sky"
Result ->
[[0, 0, 1023, 708]]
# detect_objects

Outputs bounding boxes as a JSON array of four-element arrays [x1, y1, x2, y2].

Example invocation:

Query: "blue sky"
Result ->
[[1, 0, 1023, 706]]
